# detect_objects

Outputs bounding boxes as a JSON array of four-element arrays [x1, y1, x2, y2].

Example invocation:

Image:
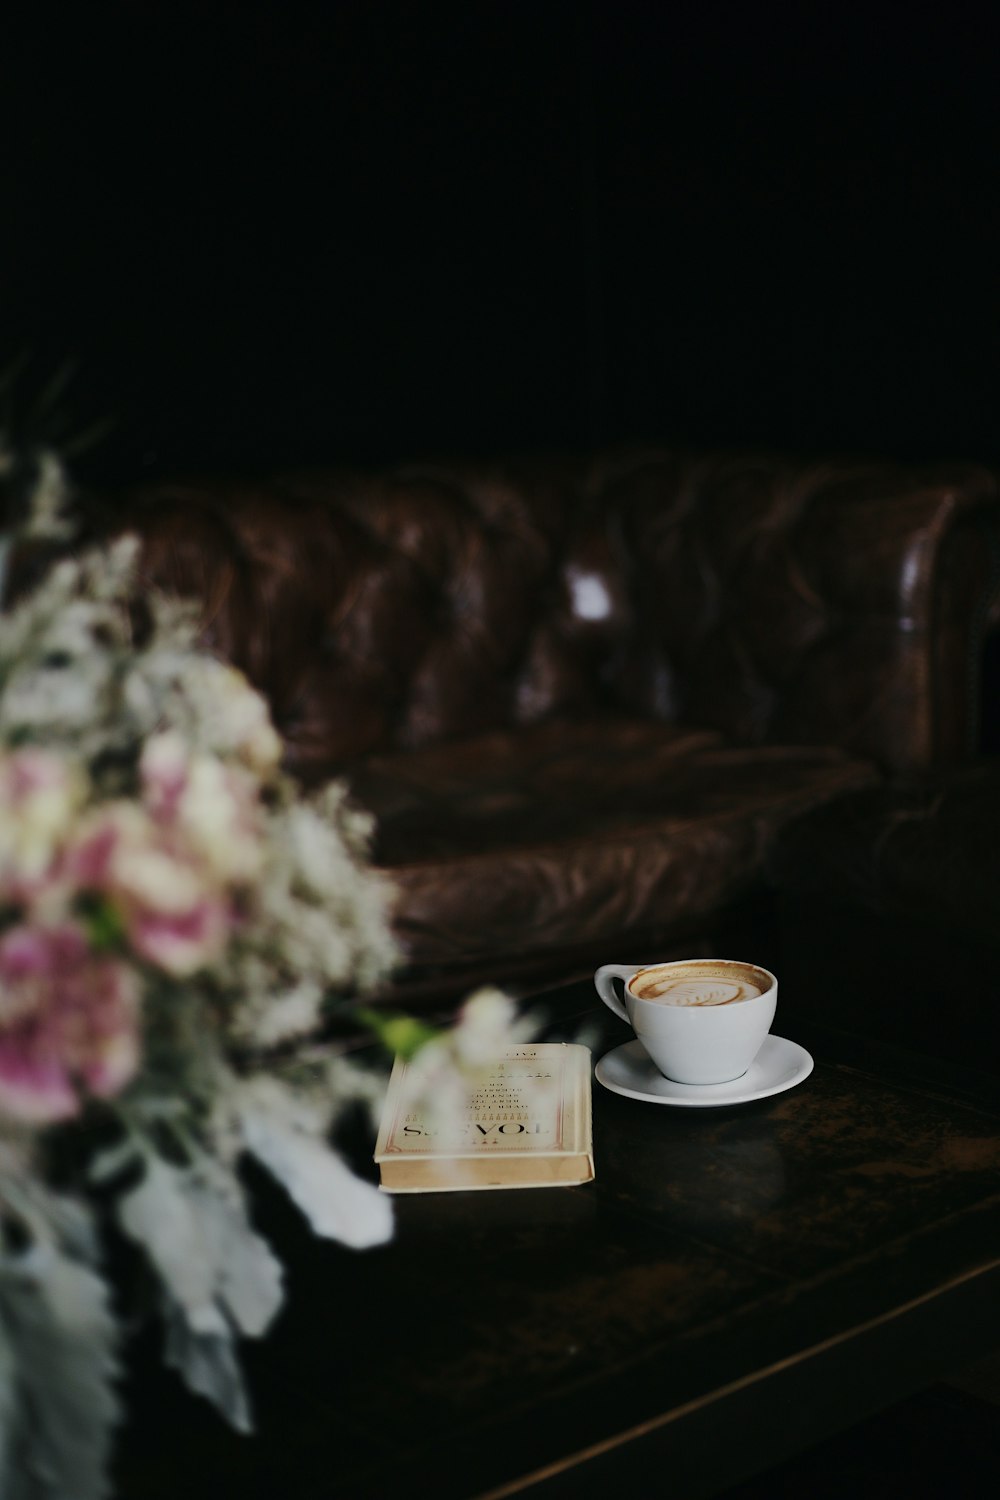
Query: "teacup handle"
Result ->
[[594, 964, 639, 1024]]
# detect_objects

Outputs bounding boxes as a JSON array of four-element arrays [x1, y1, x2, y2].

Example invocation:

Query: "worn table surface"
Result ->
[[115, 983, 1000, 1499]]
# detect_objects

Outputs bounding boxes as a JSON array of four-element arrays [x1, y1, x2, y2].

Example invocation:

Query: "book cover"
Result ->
[[373, 1042, 595, 1192]]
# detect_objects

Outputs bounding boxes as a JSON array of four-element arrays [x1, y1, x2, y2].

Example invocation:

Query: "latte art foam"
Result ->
[[630, 961, 765, 1007]]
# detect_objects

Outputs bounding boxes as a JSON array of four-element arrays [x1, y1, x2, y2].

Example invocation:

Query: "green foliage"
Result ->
[[76, 895, 127, 952], [355, 1007, 440, 1060]]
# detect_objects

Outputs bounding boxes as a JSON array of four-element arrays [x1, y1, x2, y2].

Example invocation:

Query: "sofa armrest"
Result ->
[[611, 453, 1000, 772]]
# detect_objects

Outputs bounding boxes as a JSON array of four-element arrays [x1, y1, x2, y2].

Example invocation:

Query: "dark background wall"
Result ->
[[1, 0, 998, 483]]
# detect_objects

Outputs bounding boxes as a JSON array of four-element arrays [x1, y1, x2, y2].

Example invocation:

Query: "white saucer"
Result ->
[[595, 1034, 814, 1107]]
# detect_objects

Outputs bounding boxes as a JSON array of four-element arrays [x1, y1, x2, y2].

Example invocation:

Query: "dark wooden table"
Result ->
[[115, 981, 1000, 1499]]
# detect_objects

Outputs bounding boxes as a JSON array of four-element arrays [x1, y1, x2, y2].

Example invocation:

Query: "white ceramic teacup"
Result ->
[[594, 958, 778, 1085]]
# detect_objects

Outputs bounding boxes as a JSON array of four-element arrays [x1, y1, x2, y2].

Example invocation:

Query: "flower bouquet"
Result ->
[[0, 451, 524, 1498]]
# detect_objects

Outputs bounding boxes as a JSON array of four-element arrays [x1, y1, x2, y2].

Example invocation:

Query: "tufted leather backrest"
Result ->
[[604, 450, 1000, 769], [124, 449, 999, 777]]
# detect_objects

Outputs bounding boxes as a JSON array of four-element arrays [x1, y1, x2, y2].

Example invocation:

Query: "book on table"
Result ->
[[374, 1042, 595, 1192]]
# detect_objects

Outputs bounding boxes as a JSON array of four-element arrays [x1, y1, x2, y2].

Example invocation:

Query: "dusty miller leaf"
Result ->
[[161, 1296, 252, 1435], [240, 1104, 392, 1249], [117, 1155, 284, 1339], [0, 1314, 16, 1487], [115, 1153, 283, 1428], [117, 1157, 218, 1333], [0, 1244, 120, 1500], [87, 1137, 138, 1186], [182, 1171, 284, 1339]]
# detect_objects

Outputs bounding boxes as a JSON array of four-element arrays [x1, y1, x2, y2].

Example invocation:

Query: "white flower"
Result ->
[[396, 987, 538, 1133], [206, 662, 283, 773], [233, 979, 324, 1050], [0, 748, 87, 889], [128, 656, 282, 774], [141, 733, 264, 885], [452, 986, 536, 1066], [21, 451, 76, 541]]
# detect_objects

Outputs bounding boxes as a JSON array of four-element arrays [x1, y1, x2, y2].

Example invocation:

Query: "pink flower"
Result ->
[[129, 898, 232, 978], [66, 803, 234, 978], [140, 732, 189, 824], [0, 923, 140, 1123], [140, 734, 264, 884]]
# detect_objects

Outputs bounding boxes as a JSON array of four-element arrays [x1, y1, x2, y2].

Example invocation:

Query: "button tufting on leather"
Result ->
[[122, 450, 998, 778]]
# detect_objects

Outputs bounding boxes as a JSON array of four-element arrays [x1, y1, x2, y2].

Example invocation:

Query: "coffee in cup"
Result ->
[[594, 958, 777, 1085], [629, 960, 765, 1007]]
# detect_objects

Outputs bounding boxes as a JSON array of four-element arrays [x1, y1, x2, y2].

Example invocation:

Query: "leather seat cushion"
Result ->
[[346, 719, 877, 970]]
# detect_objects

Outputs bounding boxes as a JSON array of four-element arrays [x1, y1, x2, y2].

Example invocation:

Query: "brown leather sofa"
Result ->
[[107, 447, 998, 1005]]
